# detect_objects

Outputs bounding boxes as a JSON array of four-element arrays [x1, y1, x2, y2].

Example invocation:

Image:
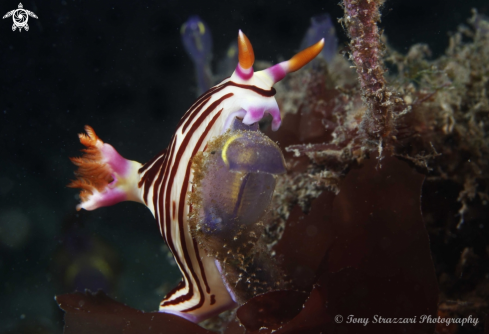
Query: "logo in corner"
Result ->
[[3, 3, 38, 32]]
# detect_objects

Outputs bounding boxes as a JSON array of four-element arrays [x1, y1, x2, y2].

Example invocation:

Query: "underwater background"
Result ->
[[1, 0, 488, 333]]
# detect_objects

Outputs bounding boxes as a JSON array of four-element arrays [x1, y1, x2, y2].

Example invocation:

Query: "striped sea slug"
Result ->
[[68, 31, 324, 323]]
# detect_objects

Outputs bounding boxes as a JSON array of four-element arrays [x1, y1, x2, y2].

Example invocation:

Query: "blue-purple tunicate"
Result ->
[[300, 14, 338, 64], [181, 16, 213, 95], [189, 118, 285, 261]]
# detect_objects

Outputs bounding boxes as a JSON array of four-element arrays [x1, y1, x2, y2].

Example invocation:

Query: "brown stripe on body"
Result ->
[[154, 139, 190, 303], [225, 81, 276, 97], [161, 143, 196, 306], [182, 95, 227, 134], [181, 110, 225, 297], [159, 136, 193, 305], [186, 85, 222, 114], [147, 80, 272, 209], [138, 148, 167, 204], [138, 147, 167, 174], [179, 109, 223, 312], [193, 238, 211, 294], [161, 97, 230, 308], [140, 156, 165, 205], [157, 138, 197, 303], [162, 97, 230, 307], [157, 96, 225, 306], [164, 280, 185, 301], [180, 96, 212, 134], [181, 82, 275, 135], [179, 85, 228, 133], [155, 80, 273, 309], [175, 86, 220, 130], [157, 136, 177, 243], [155, 139, 176, 241]]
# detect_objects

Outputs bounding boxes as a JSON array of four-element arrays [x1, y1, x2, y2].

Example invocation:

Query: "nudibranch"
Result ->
[[69, 31, 324, 323]]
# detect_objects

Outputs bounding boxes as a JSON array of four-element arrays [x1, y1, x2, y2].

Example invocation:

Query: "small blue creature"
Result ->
[[181, 16, 213, 95]]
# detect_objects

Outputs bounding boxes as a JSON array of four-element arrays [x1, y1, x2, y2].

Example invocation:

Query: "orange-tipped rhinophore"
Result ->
[[238, 30, 254, 69], [287, 38, 325, 72], [260, 38, 324, 84]]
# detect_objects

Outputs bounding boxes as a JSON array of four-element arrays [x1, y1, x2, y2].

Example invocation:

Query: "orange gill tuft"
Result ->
[[68, 126, 113, 208]]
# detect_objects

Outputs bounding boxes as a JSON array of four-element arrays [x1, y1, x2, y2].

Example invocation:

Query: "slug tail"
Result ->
[[68, 125, 143, 211]]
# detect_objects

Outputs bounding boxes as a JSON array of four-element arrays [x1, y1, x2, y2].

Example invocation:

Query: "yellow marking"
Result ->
[[227, 45, 237, 58], [65, 256, 113, 285], [180, 23, 186, 35], [221, 134, 242, 167], [198, 21, 205, 35]]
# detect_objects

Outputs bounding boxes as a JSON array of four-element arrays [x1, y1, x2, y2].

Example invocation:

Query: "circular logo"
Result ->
[[13, 9, 27, 26], [335, 315, 343, 323]]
